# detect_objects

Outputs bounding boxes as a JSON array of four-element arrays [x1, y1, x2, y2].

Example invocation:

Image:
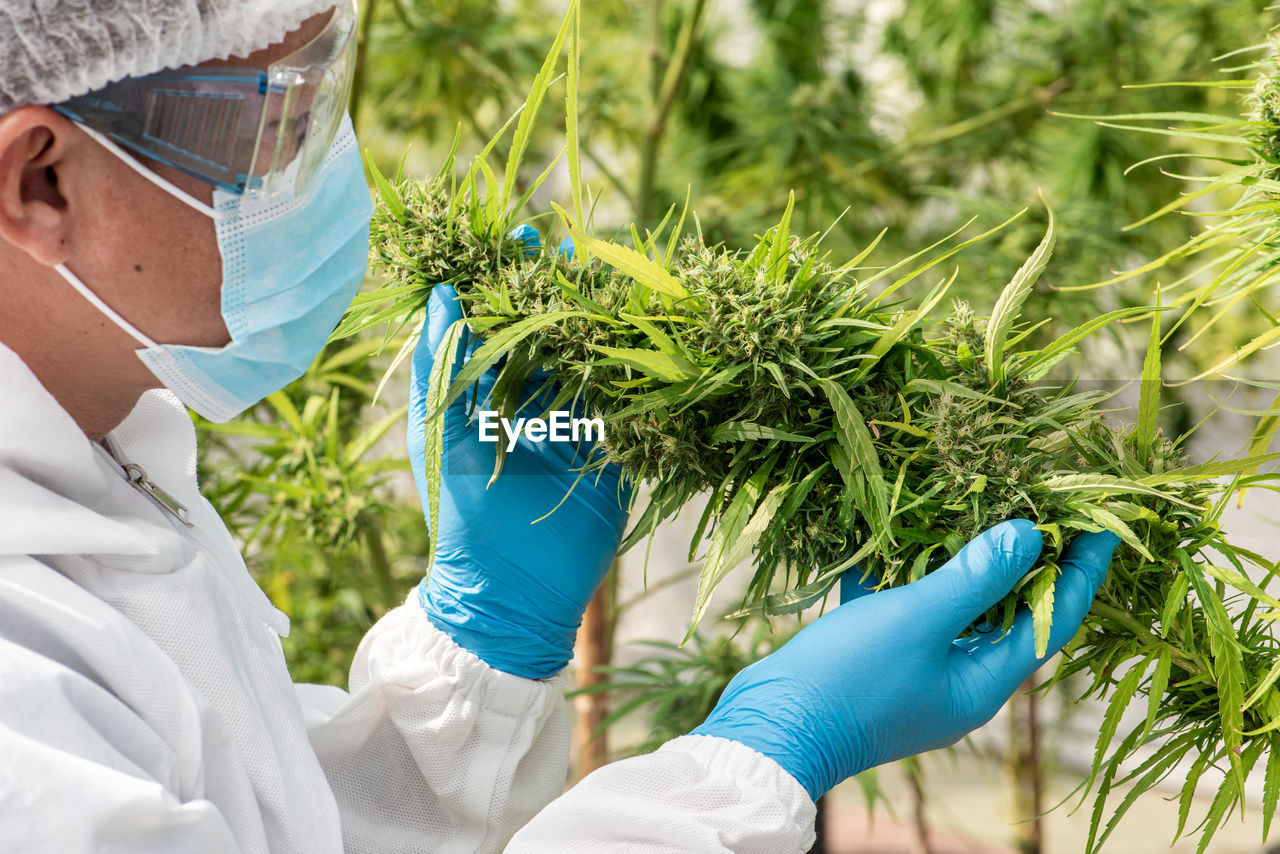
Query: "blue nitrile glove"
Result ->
[[407, 229, 633, 679], [691, 519, 1120, 800]]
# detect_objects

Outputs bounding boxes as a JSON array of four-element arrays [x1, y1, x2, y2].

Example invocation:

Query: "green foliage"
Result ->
[[1073, 35, 1280, 381], [569, 620, 781, 754], [357, 130, 1280, 854], [346, 0, 1274, 432], [196, 340, 421, 685]]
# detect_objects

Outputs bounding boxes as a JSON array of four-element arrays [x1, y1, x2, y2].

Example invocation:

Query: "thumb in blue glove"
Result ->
[[691, 519, 1120, 800], [407, 229, 634, 680]]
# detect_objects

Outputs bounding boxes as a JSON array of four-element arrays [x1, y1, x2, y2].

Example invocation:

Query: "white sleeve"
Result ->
[[296, 591, 573, 854], [507, 734, 817, 853]]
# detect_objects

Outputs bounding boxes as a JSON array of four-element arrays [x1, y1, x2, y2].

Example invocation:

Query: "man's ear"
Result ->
[[0, 106, 77, 267]]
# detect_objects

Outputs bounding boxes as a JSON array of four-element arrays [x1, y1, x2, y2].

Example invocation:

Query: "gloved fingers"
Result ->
[[838, 566, 879, 605], [910, 519, 1044, 641], [558, 237, 575, 259], [413, 225, 541, 399], [1057, 528, 1121, 593], [410, 284, 470, 405], [952, 529, 1120, 700], [511, 223, 542, 256]]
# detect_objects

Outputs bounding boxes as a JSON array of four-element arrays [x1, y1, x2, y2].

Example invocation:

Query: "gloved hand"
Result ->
[[691, 519, 1120, 800], [407, 229, 633, 679]]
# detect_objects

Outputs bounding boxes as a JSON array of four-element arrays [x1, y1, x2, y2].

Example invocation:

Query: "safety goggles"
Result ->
[[53, 0, 358, 201]]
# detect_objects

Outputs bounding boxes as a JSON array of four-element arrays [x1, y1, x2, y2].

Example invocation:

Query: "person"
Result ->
[[0, 1, 1120, 851]]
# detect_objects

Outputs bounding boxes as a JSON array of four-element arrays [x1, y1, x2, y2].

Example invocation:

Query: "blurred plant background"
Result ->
[[195, 1, 1278, 851]]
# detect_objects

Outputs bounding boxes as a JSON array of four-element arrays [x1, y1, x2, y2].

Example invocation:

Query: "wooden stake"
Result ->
[[573, 564, 616, 778]]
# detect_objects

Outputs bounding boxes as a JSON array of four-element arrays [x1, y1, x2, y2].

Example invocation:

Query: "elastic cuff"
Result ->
[[350, 588, 569, 716], [661, 734, 816, 816]]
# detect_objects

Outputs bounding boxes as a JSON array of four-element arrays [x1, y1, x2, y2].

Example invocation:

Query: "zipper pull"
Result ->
[[122, 463, 194, 528]]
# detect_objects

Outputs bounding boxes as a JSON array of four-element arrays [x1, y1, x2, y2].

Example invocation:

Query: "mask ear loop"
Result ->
[[74, 122, 222, 221], [53, 263, 160, 349]]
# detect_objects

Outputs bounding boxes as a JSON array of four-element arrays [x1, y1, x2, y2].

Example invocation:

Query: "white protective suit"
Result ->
[[0, 342, 816, 853]]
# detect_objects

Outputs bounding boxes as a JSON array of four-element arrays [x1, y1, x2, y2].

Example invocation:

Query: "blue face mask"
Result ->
[[55, 115, 372, 423]]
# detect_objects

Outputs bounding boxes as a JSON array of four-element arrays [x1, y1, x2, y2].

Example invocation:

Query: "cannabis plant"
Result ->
[[197, 339, 419, 684], [342, 7, 1280, 851], [1062, 36, 1280, 489]]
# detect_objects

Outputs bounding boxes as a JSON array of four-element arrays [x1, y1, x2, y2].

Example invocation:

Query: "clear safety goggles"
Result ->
[[53, 0, 357, 201]]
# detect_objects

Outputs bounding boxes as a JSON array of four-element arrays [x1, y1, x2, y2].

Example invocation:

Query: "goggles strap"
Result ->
[[75, 122, 222, 220], [54, 263, 161, 350]]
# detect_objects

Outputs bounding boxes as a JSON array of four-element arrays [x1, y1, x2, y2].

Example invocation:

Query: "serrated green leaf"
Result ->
[[1181, 553, 1248, 654], [1087, 725, 1144, 854], [1244, 659, 1280, 713], [590, 344, 701, 382], [570, 230, 691, 301], [618, 312, 686, 358], [688, 461, 783, 637], [724, 572, 840, 620], [1087, 657, 1150, 795], [1197, 769, 1240, 854], [863, 270, 954, 365], [864, 209, 1024, 309], [1176, 744, 1214, 843], [1092, 729, 1195, 853], [1040, 473, 1196, 508], [902, 377, 1010, 406], [820, 379, 891, 547], [1264, 734, 1280, 841], [1188, 560, 1247, 793], [1170, 323, 1280, 387], [1160, 572, 1190, 638], [1018, 306, 1172, 377], [501, 1, 574, 212], [363, 148, 407, 223], [708, 422, 816, 445], [1029, 563, 1058, 658], [421, 319, 465, 571], [433, 311, 582, 419], [767, 192, 795, 282], [1143, 647, 1172, 742], [1104, 500, 1160, 523], [1035, 522, 1062, 550], [1069, 500, 1155, 561], [1204, 563, 1280, 610], [986, 204, 1055, 385], [1138, 449, 1280, 485]]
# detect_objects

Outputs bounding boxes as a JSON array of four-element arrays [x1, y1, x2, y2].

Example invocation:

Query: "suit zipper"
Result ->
[[121, 462, 195, 527], [97, 437, 195, 528]]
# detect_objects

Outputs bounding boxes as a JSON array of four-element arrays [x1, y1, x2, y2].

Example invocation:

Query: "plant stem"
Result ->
[[349, 0, 380, 135], [636, 0, 708, 229], [905, 757, 932, 854], [1090, 600, 1205, 677], [1009, 677, 1043, 854], [574, 559, 617, 778]]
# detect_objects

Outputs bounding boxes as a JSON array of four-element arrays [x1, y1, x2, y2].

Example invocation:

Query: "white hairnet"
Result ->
[[0, 0, 339, 113]]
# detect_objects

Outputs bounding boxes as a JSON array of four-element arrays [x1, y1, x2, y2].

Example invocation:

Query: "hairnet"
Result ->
[[0, 0, 340, 114]]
